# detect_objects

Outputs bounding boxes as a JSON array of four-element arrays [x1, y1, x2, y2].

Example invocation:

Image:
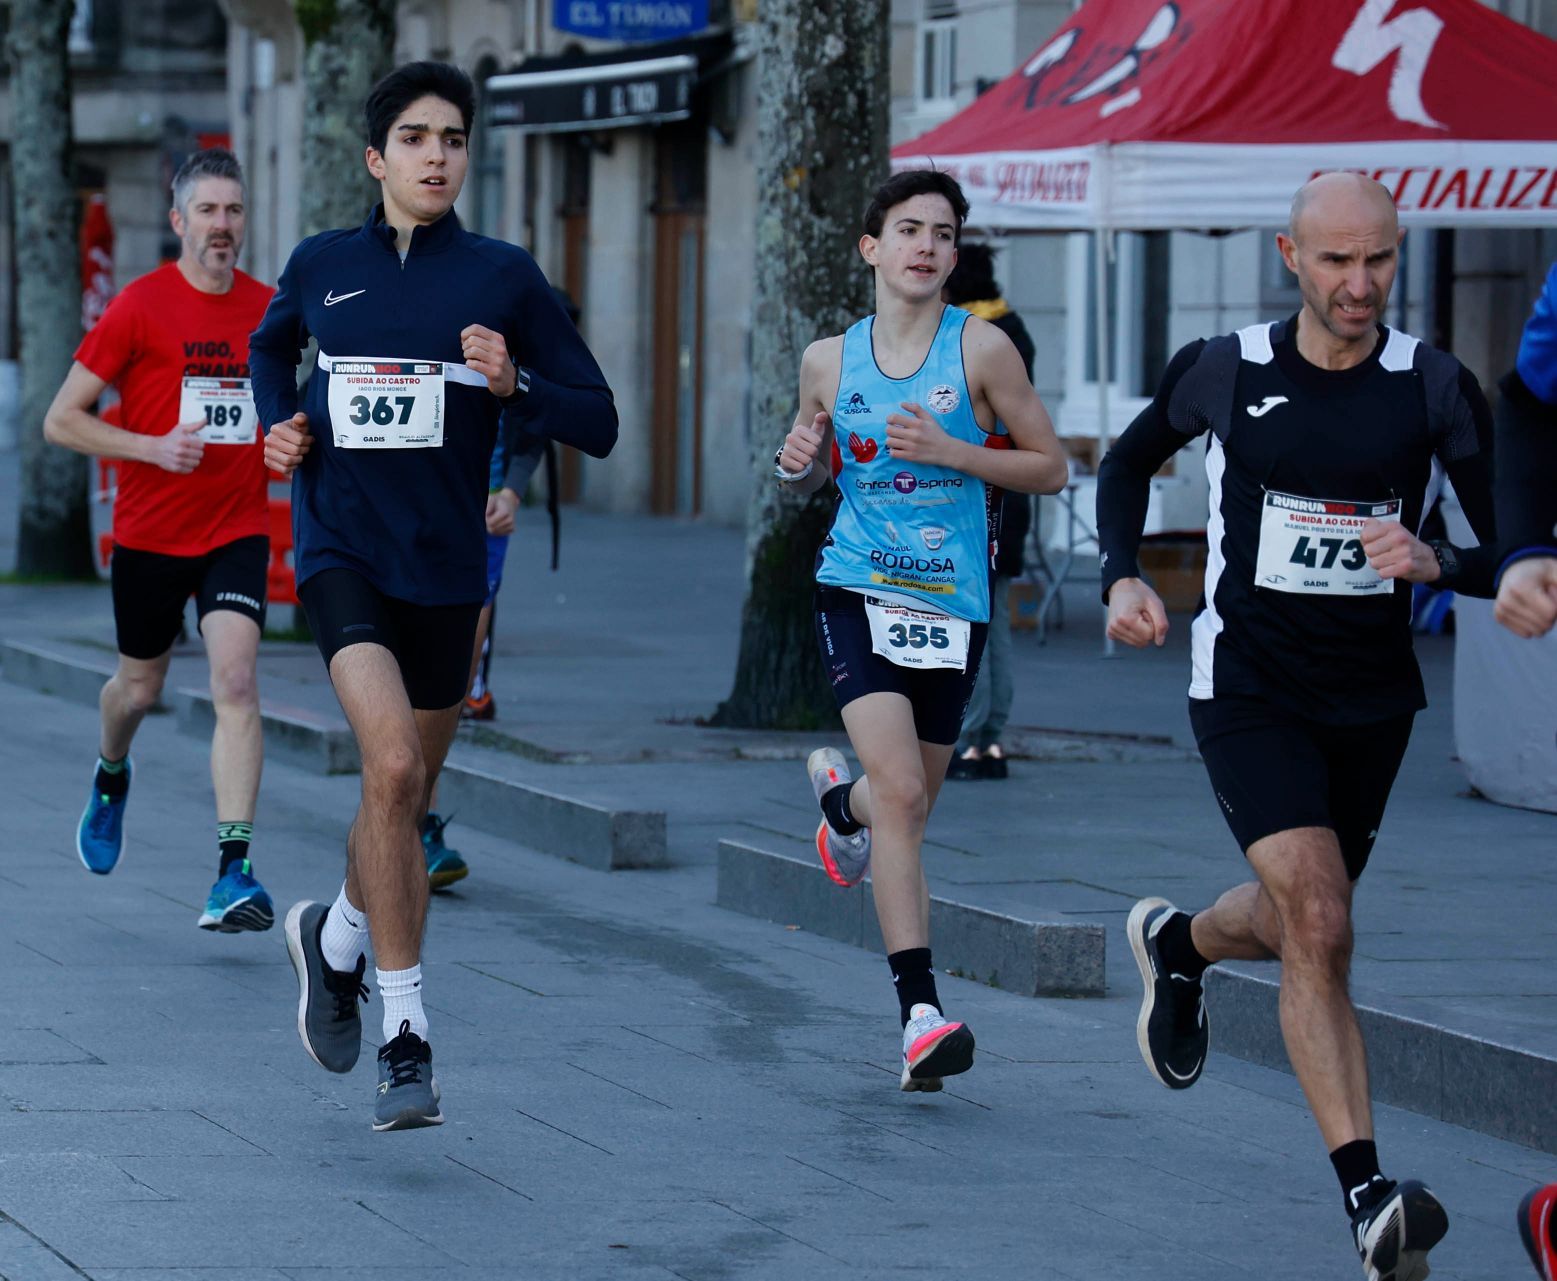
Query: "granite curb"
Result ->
[[0, 639, 666, 869], [715, 837, 1107, 998]]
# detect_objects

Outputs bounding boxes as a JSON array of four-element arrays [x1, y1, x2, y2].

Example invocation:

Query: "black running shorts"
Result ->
[[814, 586, 989, 747], [298, 567, 480, 711], [110, 535, 268, 660], [1188, 694, 1415, 881]]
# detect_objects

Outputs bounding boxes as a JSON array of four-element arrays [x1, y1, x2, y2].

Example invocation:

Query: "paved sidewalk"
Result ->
[[1, 673, 1550, 1279], [4, 504, 1556, 1066]]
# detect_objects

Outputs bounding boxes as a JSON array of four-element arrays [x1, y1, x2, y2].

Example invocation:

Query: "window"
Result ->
[[917, 4, 958, 109]]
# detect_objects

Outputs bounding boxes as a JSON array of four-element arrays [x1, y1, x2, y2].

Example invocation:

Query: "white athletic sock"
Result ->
[[378, 964, 427, 1042], [319, 884, 369, 973]]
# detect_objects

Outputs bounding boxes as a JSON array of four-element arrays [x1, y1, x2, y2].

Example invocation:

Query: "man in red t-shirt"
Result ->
[[43, 148, 277, 933]]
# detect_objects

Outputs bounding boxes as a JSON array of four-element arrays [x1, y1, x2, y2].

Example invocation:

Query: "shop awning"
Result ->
[[486, 33, 732, 134]]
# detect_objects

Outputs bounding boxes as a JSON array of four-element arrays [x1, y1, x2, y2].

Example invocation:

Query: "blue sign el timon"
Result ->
[[553, 0, 710, 43]]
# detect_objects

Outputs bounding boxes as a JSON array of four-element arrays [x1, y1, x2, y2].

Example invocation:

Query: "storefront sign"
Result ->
[[553, 0, 709, 44]]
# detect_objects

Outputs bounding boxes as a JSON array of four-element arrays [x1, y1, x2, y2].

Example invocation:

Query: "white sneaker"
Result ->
[[900, 1003, 975, 1092], [806, 747, 871, 887]]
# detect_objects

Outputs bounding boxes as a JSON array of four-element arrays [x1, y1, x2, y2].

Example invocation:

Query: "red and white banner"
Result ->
[[894, 0, 1557, 229]]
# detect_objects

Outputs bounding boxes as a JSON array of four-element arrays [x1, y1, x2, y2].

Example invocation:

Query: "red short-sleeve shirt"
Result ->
[[75, 263, 275, 557]]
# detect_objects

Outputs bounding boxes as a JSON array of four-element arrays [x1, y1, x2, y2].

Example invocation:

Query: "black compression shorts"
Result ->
[[110, 535, 268, 660], [1189, 694, 1415, 880], [814, 586, 989, 746], [298, 568, 481, 711]]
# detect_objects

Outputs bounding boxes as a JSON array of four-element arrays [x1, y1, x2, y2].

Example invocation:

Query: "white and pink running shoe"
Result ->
[[900, 1003, 975, 1092], [807, 747, 871, 887]]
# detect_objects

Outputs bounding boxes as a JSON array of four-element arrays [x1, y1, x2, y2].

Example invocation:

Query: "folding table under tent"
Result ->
[[892, 0, 1557, 807]]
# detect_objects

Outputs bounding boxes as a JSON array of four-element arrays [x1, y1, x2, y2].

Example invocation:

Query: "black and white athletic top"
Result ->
[[1097, 316, 1497, 725]]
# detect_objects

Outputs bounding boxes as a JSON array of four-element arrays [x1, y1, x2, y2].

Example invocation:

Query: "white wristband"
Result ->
[[775, 460, 814, 483]]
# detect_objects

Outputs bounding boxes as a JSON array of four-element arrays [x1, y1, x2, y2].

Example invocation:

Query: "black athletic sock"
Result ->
[[218, 821, 253, 876], [1332, 1140, 1390, 1216], [1156, 910, 1211, 981], [820, 780, 862, 836], [94, 755, 129, 799], [888, 948, 940, 1027]]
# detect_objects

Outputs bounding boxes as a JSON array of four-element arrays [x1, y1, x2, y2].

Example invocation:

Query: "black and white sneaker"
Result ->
[[1127, 896, 1208, 1089], [1351, 1179, 1448, 1281]]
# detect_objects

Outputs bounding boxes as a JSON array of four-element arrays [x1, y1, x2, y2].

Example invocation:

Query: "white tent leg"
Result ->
[[1096, 227, 1117, 658]]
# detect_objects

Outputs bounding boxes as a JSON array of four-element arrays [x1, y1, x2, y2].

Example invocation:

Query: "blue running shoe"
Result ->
[[199, 858, 275, 932], [421, 812, 469, 891], [77, 759, 131, 875]]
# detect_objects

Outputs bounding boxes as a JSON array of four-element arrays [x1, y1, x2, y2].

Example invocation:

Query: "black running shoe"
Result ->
[[374, 1020, 443, 1132], [1352, 1179, 1448, 1281], [1127, 896, 1208, 1089]]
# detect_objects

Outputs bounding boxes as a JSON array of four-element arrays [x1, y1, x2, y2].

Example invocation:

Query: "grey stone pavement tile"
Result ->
[[0, 676, 1549, 1280], [1, 506, 1514, 1067]]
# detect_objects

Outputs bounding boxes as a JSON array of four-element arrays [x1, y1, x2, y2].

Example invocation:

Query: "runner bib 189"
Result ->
[[863, 593, 971, 671], [180, 376, 257, 445], [1254, 489, 1401, 596]]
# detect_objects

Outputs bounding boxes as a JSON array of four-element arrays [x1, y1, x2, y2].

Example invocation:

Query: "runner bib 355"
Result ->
[[864, 593, 970, 671]]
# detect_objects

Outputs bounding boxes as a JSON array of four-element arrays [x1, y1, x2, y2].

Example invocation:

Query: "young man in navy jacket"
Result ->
[[254, 61, 616, 1131]]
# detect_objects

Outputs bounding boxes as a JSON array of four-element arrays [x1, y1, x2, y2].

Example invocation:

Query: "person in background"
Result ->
[[943, 243, 1037, 781]]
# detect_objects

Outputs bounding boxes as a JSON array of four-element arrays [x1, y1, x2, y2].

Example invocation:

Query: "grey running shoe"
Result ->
[[1127, 896, 1208, 1089], [1352, 1179, 1448, 1281], [284, 900, 368, 1074], [807, 747, 871, 887], [374, 1020, 443, 1132]]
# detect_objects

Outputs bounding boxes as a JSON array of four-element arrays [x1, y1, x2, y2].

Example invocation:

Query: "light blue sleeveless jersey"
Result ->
[[816, 306, 1006, 623]]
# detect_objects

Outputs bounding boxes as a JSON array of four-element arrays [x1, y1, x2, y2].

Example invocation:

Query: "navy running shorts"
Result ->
[[814, 585, 988, 746], [1188, 694, 1415, 880], [298, 567, 481, 711], [110, 534, 268, 660]]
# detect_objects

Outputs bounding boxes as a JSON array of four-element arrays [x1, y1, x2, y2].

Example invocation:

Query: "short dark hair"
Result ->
[[943, 241, 1000, 305], [863, 170, 970, 243], [171, 148, 245, 216], [364, 61, 476, 156]]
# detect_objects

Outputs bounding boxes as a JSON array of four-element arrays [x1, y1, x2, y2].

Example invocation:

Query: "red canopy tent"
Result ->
[[893, 0, 1557, 231]]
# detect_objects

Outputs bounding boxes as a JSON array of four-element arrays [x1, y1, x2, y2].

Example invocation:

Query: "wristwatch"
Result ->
[[774, 445, 813, 483], [1427, 540, 1460, 583], [499, 363, 531, 406]]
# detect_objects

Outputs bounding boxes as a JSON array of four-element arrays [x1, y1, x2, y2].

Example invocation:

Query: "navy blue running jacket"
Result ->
[[250, 206, 616, 606]]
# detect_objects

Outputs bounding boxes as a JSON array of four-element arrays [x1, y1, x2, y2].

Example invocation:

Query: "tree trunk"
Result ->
[[7, 0, 93, 579], [295, 0, 395, 238], [710, 0, 889, 729]]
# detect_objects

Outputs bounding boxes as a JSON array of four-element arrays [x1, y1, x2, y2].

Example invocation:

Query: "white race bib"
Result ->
[[180, 377, 256, 444], [863, 594, 970, 670], [1254, 489, 1401, 596], [326, 358, 444, 449]]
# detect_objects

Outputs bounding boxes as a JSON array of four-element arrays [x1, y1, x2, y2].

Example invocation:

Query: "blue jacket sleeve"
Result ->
[[249, 248, 310, 432], [1516, 261, 1557, 407], [501, 255, 618, 459]]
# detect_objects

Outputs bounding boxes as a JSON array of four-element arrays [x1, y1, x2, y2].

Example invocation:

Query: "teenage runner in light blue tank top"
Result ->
[[774, 171, 1068, 1092], [816, 305, 1003, 624]]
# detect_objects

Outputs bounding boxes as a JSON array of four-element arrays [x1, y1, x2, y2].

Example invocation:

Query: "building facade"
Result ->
[[217, 0, 1557, 528]]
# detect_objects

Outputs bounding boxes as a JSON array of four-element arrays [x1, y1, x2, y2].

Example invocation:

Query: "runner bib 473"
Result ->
[[1254, 489, 1401, 596], [180, 377, 257, 444], [863, 593, 971, 671]]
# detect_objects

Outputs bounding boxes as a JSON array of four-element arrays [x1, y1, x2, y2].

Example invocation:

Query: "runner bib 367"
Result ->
[[325, 358, 445, 449], [1255, 489, 1401, 596]]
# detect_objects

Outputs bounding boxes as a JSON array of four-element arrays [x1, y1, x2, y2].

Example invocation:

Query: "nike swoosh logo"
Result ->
[[1246, 395, 1289, 418], [324, 289, 365, 306]]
